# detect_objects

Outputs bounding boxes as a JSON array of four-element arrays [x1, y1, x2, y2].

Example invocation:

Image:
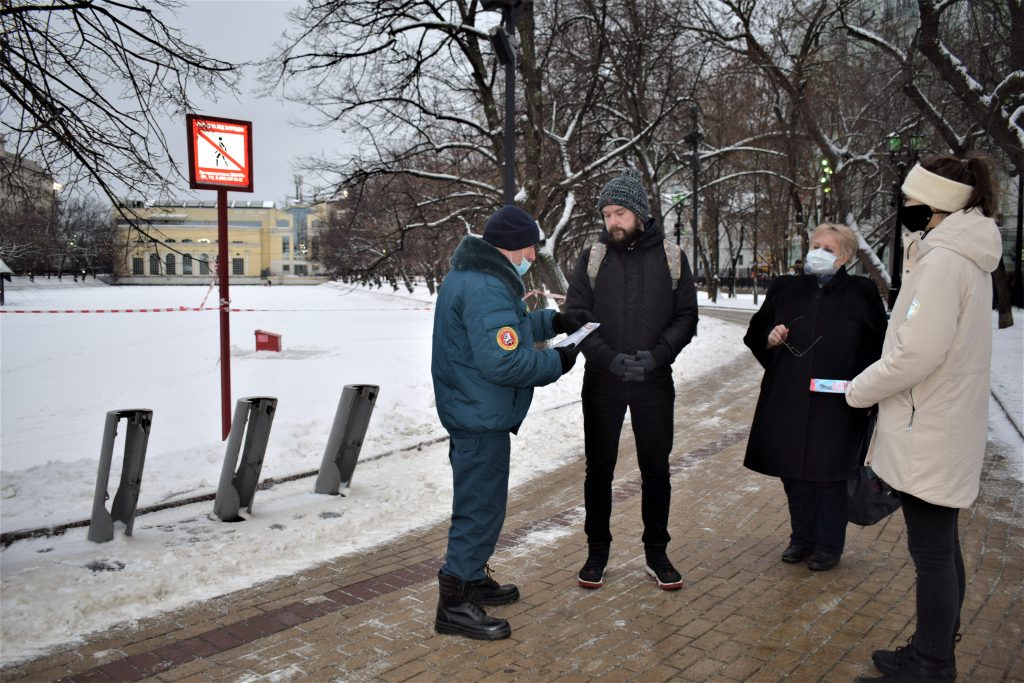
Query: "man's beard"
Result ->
[[607, 218, 641, 245]]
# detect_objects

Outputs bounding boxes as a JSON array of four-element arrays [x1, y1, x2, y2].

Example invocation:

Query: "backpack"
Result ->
[[586, 239, 684, 289]]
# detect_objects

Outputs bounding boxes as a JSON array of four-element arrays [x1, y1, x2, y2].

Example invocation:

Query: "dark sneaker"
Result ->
[[873, 634, 959, 678], [644, 547, 683, 590], [857, 646, 956, 682], [578, 544, 609, 589]]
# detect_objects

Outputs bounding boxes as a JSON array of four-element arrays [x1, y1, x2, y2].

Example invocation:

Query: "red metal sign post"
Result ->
[[186, 114, 254, 440]]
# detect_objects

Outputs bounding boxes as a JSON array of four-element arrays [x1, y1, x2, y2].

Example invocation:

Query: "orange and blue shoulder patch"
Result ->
[[496, 326, 519, 350]]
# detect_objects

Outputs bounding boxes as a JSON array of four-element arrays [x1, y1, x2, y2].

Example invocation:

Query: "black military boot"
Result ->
[[465, 564, 520, 606], [872, 634, 959, 678], [434, 572, 511, 640], [858, 646, 957, 682]]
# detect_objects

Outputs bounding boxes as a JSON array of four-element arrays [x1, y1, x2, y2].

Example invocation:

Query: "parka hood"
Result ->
[[449, 234, 524, 297], [919, 208, 1003, 273]]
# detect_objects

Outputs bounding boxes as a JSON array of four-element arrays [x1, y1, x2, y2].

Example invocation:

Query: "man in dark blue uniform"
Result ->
[[431, 205, 586, 640]]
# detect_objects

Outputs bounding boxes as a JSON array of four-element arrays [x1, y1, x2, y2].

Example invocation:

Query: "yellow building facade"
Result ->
[[114, 199, 326, 284]]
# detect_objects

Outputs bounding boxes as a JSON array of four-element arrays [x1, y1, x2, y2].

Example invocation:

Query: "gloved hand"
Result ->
[[555, 345, 578, 374], [634, 350, 656, 373], [610, 353, 643, 382], [553, 310, 596, 335]]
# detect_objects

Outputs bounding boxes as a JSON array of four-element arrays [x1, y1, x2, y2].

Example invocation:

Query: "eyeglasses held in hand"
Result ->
[[781, 315, 823, 358]]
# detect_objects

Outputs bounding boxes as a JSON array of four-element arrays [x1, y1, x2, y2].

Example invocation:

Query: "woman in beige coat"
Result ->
[[846, 155, 1002, 683]]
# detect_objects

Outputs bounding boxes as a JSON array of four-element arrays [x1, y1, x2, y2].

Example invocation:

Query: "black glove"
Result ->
[[634, 350, 656, 373], [555, 345, 578, 374], [553, 310, 595, 335]]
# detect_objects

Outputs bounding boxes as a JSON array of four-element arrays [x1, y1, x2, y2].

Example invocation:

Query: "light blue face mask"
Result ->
[[515, 257, 531, 277]]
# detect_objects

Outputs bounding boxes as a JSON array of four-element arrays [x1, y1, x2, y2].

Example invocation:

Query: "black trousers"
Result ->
[[781, 478, 848, 555], [581, 372, 675, 547], [900, 491, 965, 661]]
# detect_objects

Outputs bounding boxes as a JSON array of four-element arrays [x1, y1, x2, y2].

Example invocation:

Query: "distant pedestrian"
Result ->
[[564, 168, 698, 591], [847, 154, 1003, 682], [431, 205, 588, 640], [743, 223, 886, 572]]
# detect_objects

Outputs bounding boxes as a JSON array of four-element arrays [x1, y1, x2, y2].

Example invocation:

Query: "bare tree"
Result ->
[[843, 0, 1022, 325], [1, 0, 239, 201], [264, 0, 713, 294]]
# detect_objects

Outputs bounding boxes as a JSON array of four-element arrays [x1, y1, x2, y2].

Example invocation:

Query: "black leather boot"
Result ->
[[435, 572, 511, 640], [872, 634, 959, 678], [465, 565, 519, 606], [858, 645, 956, 682]]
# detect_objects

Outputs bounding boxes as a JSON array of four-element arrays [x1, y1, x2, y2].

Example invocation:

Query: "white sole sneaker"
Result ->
[[577, 570, 605, 589], [645, 565, 683, 590]]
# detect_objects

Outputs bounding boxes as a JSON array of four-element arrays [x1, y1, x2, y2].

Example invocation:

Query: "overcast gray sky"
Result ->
[[159, 0, 346, 203]]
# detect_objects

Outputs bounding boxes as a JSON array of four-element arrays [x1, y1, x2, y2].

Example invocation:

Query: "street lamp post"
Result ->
[[683, 105, 702, 279], [886, 132, 925, 308], [483, 0, 523, 206], [670, 193, 687, 246], [752, 175, 759, 305]]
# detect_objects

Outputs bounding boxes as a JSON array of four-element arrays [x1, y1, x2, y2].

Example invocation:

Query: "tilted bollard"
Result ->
[[213, 397, 278, 521], [315, 384, 379, 495], [88, 409, 153, 543]]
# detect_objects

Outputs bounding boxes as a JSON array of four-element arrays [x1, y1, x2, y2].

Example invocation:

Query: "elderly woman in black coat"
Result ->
[[744, 223, 887, 571]]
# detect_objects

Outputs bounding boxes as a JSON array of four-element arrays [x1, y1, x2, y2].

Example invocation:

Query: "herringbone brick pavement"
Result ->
[[3, 338, 1021, 682]]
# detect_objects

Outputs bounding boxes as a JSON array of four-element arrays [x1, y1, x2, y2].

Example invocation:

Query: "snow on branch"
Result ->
[[847, 213, 891, 287]]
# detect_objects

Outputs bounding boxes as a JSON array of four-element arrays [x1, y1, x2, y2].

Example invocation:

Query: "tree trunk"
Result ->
[[993, 259, 1014, 329]]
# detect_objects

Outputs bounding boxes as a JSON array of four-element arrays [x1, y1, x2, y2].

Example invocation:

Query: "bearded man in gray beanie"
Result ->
[[431, 205, 590, 640], [564, 168, 699, 591]]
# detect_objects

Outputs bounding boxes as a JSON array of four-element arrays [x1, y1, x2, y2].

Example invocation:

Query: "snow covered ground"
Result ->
[[0, 278, 1020, 665]]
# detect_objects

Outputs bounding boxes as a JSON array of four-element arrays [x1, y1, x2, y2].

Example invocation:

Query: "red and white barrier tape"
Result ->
[[0, 306, 433, 314]]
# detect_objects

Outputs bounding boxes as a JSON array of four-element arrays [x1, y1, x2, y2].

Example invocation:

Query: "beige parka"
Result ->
[[846, 208, 1003, 508]]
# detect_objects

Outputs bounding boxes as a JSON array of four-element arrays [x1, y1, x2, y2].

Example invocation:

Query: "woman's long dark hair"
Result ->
[[920, 153, 998, 217]]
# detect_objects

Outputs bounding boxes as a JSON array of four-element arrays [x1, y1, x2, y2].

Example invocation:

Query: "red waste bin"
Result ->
[[255, 330, 282, 352]]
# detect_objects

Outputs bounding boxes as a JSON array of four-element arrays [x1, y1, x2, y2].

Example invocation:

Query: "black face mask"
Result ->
[[900, 204, 933, 232]]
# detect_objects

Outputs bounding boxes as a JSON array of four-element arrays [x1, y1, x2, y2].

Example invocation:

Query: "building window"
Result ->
[[183, 254, 193, 275], [737, 254, 744, 265], [295, 264, 308, 276], [166, 253, 176, 275], [149, 253, 160, 275], [232, 258, 244, 275], [199, 254, 209, 274], [283, 264, 290, 271], [132, 257, 144, 275], [282, 236, 290, 255]]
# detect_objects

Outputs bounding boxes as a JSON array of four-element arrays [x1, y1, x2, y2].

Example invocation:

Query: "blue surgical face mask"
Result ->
[[515, 257, 531, 277], [804, 248, 838, 275]]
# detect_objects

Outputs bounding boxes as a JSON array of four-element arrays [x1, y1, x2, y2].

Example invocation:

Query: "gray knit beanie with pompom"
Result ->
[[597, 168, 650, 223]]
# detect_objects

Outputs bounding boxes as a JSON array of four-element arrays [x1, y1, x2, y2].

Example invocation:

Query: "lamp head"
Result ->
[[481, 0, 522, 10]]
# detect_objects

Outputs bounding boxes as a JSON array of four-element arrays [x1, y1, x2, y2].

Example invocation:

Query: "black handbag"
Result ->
[[847, 465, 901, 526], [847, 409, 900, 526]]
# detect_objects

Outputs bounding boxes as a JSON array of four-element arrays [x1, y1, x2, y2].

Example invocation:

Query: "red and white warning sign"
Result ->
[[186, 114, 253, 192]]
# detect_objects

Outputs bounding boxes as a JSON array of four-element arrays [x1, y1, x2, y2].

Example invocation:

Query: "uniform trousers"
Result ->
[[581, 372, 675, 547], [440, 432, 510, 582]]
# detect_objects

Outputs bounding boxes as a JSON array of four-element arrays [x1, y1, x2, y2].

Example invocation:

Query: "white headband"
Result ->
[[901, 164, 974, 213]]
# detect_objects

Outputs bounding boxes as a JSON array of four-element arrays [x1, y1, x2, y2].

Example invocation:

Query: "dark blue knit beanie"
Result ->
[[482, 206, 542, 250]]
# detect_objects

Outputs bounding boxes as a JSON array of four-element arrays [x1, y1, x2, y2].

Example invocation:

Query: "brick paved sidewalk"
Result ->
[[4, 350, 1022, 682]]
